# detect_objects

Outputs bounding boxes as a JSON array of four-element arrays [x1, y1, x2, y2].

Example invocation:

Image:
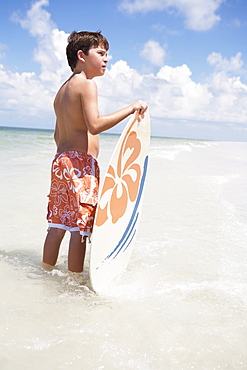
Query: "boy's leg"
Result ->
[[68, 232, 86, 273], [43, 227, 66, 268]]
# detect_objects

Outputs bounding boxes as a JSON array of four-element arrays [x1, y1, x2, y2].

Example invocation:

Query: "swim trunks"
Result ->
[[47, 151, 100, 237]]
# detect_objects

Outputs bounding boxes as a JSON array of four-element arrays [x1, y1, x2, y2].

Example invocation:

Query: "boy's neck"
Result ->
[[72, 69, 88, 79]]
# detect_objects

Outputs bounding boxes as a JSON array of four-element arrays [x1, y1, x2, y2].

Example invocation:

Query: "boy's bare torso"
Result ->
[[54, 74, 99, 158]]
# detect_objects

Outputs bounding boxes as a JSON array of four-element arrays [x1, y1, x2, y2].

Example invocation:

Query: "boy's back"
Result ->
[[54, 74, 99, 158]]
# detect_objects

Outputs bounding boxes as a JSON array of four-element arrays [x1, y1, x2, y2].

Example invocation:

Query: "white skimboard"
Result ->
[[89, 109, 150, 292]]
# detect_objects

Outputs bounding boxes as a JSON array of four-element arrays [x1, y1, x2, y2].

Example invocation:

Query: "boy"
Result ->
[[42, 31, 148, 273]]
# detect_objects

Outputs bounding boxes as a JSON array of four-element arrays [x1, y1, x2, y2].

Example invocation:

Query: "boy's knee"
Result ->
[[47, 227, 66, 238]]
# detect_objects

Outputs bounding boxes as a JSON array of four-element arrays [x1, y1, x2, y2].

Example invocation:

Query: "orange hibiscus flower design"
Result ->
[[96, 124, 142, 226]]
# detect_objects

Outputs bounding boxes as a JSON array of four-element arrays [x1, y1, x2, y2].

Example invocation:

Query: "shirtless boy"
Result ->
[[42, 31, 148, 273]]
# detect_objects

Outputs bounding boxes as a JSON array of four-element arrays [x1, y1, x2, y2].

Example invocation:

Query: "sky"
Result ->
[[0, 0, 247, 141]]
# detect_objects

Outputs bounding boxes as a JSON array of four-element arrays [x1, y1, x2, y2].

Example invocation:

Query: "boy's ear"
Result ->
[[77, 50, 86, 62]]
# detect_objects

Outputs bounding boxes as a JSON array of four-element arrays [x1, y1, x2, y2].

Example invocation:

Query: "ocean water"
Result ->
[[0, 126, 247, 369]]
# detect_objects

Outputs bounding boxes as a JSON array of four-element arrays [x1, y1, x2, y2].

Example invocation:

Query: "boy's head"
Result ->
[[66, 31, 109, 71]]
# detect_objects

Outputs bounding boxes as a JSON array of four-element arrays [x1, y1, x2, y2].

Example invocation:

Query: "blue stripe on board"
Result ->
[[106, 212, 139, 260], [115, 228, 137, 258], [103, 155, 149, 262]]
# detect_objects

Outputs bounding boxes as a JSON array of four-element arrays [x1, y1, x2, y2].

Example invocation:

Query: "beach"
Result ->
[[0, 126, 247, 369]]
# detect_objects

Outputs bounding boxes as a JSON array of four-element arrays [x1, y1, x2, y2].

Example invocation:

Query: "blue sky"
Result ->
[[0, 0, 247, 140]]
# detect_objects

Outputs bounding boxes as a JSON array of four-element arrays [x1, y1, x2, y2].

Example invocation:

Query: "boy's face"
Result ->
[[84, 44, 108, 78]]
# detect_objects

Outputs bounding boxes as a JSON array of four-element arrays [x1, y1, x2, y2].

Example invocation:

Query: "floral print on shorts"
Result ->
[[47, 151, 100, 237]]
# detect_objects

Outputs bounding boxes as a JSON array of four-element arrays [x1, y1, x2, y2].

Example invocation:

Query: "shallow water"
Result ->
[[0, 127, 247, 369]]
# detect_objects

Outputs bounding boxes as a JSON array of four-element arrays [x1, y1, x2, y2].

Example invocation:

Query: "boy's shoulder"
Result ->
[[56, 74, 97, 102], [69, 73, 97, 90]]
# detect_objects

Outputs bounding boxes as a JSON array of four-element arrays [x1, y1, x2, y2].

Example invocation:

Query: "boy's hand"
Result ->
[[132, 100, 148, 115]]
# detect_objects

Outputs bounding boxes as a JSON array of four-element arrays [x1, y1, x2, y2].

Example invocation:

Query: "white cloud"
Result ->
[[95, 59, 247, 138], [140, 40, 166, 66], [0, 43, 7, 59], [119, 0, 224, 31], [12, 0, 69, 89], [0, 0, 70, 127], [11, 0, 54, 37], [0, 65, 52, 120], [207, 52, 244, 73]]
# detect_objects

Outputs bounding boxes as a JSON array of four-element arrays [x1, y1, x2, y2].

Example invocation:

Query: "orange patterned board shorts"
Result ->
[[47, 151, 100, 237]]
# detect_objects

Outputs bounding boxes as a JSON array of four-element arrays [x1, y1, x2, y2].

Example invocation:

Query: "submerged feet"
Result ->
[[42, 262, 55, 271]]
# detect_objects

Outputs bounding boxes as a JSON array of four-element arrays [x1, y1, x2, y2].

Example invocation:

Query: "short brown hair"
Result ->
[[66, 31, 109, 71]]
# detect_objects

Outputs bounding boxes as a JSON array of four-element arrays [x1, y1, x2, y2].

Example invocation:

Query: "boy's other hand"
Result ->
[[132, 100, 148, 115]]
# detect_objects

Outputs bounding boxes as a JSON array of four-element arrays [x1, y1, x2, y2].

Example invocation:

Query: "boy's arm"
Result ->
[[81, 79, 147, 135]]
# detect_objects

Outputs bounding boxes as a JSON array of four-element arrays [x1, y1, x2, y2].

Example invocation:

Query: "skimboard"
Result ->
[[89, 109, 150, 292]]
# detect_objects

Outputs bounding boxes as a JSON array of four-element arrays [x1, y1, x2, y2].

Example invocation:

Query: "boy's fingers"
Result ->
[[138, 101, 148, 114], [140, 105, 148, 114]]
